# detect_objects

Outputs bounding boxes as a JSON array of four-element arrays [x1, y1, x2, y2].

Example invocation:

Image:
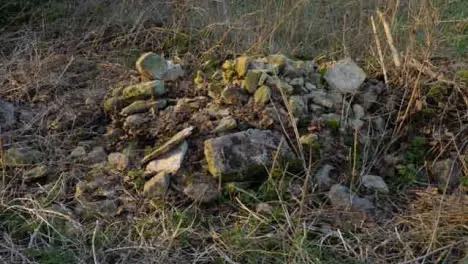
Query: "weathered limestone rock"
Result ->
[[213, 116, 237, 133], [69, 146, 86, 159], [145, 141, 188, 175], [288, 96, 308, 116], [204, 129, 293, 181], [108, 152, 130, 171], [315, 164, 334, 190], [352, 104, 365, 120], [124, 114, 148, 131], [235, 56, 250, 77], [23, 165, 50, 181], [244, 70, 263, 93], [324, 59, 366, 93], [120, 99, 167, 116], [144, 171, 171, 197], [142, 126, 194, 165], [136, 52, 168, 80], [254, 85, 271, 105], [328, 184, 375, 212], [361, 175, 389, 193], [220, 85, 245, 104], [87, 147, 107, 164], [1, 148, 44, 167], [121, 81, 165, 100], [162, 61, 185, 81]]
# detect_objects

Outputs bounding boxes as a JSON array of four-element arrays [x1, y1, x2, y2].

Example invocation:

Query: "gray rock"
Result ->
[[290, 77, 305, 92], [205, 104, 230, 118], [142, 126, 194, 165], [349, 119, 365, 130], [431, 158, 461, 190], [136, 52, 168, 80], [373, 117, 385, 132], [87, 147, 107, 164], [1, 148, 44, 167], [23, 165, 50, 181], [220, 85, 245, 104], [311, 95, 334, 109], [324, 59, 366, 93], [204, 129, 293, 181], [328, 184, 375, 212], [362, 175, 389, 192], [145, 141, 188, 175], [183, 182, 219, 203], [305, 82, 317, 92], [162, 61, 185, 81], [124, 114, 148, 130], [352, 104, 365, 120], [328, 91, 343, 109], [108, 152, 130, 171], [0, 99, 16, 129], [256, 202, 273, 214], [254, 85, 271, 105], [213, 116, 237, 133], [308, 104, 324, 116], [69, 146, 87, 159], [144, 171, 171, 197], [315, 164, 334, 190], [288, 96, 308, 116]]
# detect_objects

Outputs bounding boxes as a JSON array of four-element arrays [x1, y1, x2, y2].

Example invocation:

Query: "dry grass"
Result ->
[[1, 0, 467, 263]]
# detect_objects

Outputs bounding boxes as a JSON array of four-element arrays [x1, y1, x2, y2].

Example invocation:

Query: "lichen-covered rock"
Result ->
[[328, 184, 375, 212], [144, 171, 171, 197], [288, 96, 307, 116], [142, 126, 193, 165], [299, 133, 319, 146], [244, 70, 263, 93], [254, 85, 271, 105], [204, 129, 293, 182], [145, 141, 188, 175], [235, 56, 250, 77], [324, 59, 366, 93], [23, 165, 50, 181], [213, 116, 237, 133], [1, 148, 44, 167], [120, 99, 167, 116], [136, 52, 168, 80], [220, 85, 246, 104], [121, 81, 165, 100], [103, 96, 130, 113], [361, 175, 389, 193]]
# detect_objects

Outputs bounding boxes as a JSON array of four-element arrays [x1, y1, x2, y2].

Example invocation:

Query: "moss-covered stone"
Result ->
[[120, 99, 167, 116], [121, 81, 165, 100], [244, 70, 263, 93], [104, 96, 131, 113], [235, 56, 250, 77], [456, 69, 468, 81], [254, 85, 271, 105]]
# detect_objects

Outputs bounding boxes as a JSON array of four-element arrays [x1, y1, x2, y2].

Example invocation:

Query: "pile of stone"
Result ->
[[96, 52, 391, 210]]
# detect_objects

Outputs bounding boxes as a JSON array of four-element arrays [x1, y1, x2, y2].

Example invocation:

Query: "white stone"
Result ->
[[324, 59, 366, 93], [145, 141, 188, 175], [362, 175, 389, 192]]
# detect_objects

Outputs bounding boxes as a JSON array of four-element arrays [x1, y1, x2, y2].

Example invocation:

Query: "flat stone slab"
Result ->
[[204, 129, 293, 182], [145, 141, 188, 175], [324, 59, 366, 94]]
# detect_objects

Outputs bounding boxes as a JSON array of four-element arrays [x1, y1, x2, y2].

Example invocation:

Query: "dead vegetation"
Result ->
[[0, 0, 467, 263]]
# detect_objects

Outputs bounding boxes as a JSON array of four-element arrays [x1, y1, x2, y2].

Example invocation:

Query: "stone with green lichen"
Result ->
[[244, 70, 263, 93], [23, 165, 50, 181], [121, 81, 165, 100], [136, 52, 168, 80], [144, 171, 171, 197], [204, 129, 293, 182], [299, 133, 319, 146], [235, 56, 250, 77], [456, 70, 468, 81], [104, 96, 131, 113], [1, 148, 44, 167], [120, 99, 167, 116], [213, 116, 237, 133], [254, 85, 271, 105]]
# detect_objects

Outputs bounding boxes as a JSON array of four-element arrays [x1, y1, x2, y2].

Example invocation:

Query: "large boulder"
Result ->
[[324, 59, 366, 94], [204, 129, 294, 182]]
